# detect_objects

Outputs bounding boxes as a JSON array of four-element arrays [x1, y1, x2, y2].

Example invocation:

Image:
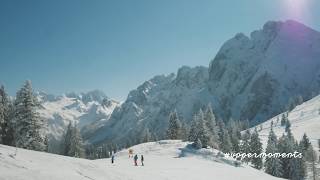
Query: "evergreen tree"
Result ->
[[62, 122, 72, 155], [219, 126, 232, 153], [281, 113, 287, 126], [0, 85, 14, 145], [188, 110, 212, 148], [188, 114, 199, 142], [195, 109, 212, 148], [68, 125, 85, 158], [289, 141, 305, 180], [166, 110, 182, 139], [305, 146, 318, 180], [240, 130, 251, 163], [300, 133, 311, 152], [227, 119, 240, 153], [141, 128, 152, 143], [194, 138, 202, 149], [285, 119, 291, 133], [242, 119, 250, 130], [250, 128, 263, 169], [216, 118, 224, 140], [265, 127, 282, 177], [180, 122, 189, 141], [278, 133, 295, 179], [204, 104, 219, 149], [14, 81, 46, 151]]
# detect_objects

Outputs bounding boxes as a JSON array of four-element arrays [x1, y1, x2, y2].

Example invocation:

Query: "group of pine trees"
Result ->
[[166, 104, 249, 158], [0, 81, 47, 152], [265, 120, 319, 180], [166, 106, 320, 179], [61, 123, 85, 158]]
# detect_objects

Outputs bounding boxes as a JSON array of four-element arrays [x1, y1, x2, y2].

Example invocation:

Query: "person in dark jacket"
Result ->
[[134, 154, 138, 166], [111, 154, 115, 164], [141, 155, 144, 166]]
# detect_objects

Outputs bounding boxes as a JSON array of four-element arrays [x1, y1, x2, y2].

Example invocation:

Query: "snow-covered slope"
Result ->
[[36, 90, 119, 147], [0, 140, 281, 180], [87, 20, 320, 146], [250, 94, 320, 152]]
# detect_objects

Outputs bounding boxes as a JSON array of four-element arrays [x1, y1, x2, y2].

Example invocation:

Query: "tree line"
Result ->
[[166, 105, 319, 180], [0, 81, 47, 152]]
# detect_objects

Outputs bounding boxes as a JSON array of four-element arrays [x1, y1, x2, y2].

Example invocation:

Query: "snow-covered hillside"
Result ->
[[251, 94, 320, 152], [36, 90, 119, 145], [87, 20, 320, 147], [0, 140, 281, 180]]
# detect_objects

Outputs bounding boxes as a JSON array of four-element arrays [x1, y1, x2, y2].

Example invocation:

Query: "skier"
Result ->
[[141, 155, 144, 166], [111, 154, 115, 164], [129, 149, 133, 158], [134, 154, 138, 166]]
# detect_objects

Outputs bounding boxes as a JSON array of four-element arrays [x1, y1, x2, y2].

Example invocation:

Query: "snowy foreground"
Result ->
[[0, 140, 281, 180]]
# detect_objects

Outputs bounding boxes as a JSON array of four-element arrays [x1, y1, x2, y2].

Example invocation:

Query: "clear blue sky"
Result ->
[[1, 0, 319, 100]]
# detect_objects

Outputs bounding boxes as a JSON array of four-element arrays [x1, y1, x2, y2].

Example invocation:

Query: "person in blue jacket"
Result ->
[[134, 154, 138, 166]]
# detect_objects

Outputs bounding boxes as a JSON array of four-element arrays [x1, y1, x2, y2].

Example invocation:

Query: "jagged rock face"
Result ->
[[208, 20, 320, 124], [87, 20, 320, 146], [87, 66, 211, 145]]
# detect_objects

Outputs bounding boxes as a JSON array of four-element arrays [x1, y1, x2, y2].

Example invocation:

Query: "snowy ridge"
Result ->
[[250, 94, 320, 152], [0, 140, 281, 180]]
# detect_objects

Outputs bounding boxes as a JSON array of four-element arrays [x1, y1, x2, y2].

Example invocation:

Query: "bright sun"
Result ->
[[282, 0, 309, 21]]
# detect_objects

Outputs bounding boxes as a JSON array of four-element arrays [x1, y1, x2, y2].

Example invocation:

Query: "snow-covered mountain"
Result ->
[[208, 20, 320, 124], [36, 90, 119, 148], [86, 20, 320, 146], [0, 140, 282, 180], [250, 94, 320, 152]]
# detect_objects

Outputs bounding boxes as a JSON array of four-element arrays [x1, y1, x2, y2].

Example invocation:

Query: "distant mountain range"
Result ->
[[35, 90, 119, 151], [36, 20, 320, 148]]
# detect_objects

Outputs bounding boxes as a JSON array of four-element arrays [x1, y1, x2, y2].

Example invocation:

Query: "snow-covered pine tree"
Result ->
[[227, 119, 240, 153], [300, 133, 311, 153], [250, 128, 263, 169], [242, 119, 250, 130], [188, 114, 199, 142], [195, 109, 212, 148], [68, 125, 85, 158], [278, 133, 295, 179], [216, 118, 225, 144], [281, 113, 287, 126], [180, 122, 189, 141], [141, 128, 152, 143], [194, 138, 202, 149], [289, 141, 305, 180], [305, 145, 318, 180], [285, 119, 291, 133], [62, 122, 73, 155], [188, 109, 212, 148], [240, 130, 251, 163], [0, 85, 14, 145], [204, 104, 219, 149], [166, 110, 182, 140], [264, 127, 282, 177], [220, 126, 232, 153], [14, 81, 46, 151]]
